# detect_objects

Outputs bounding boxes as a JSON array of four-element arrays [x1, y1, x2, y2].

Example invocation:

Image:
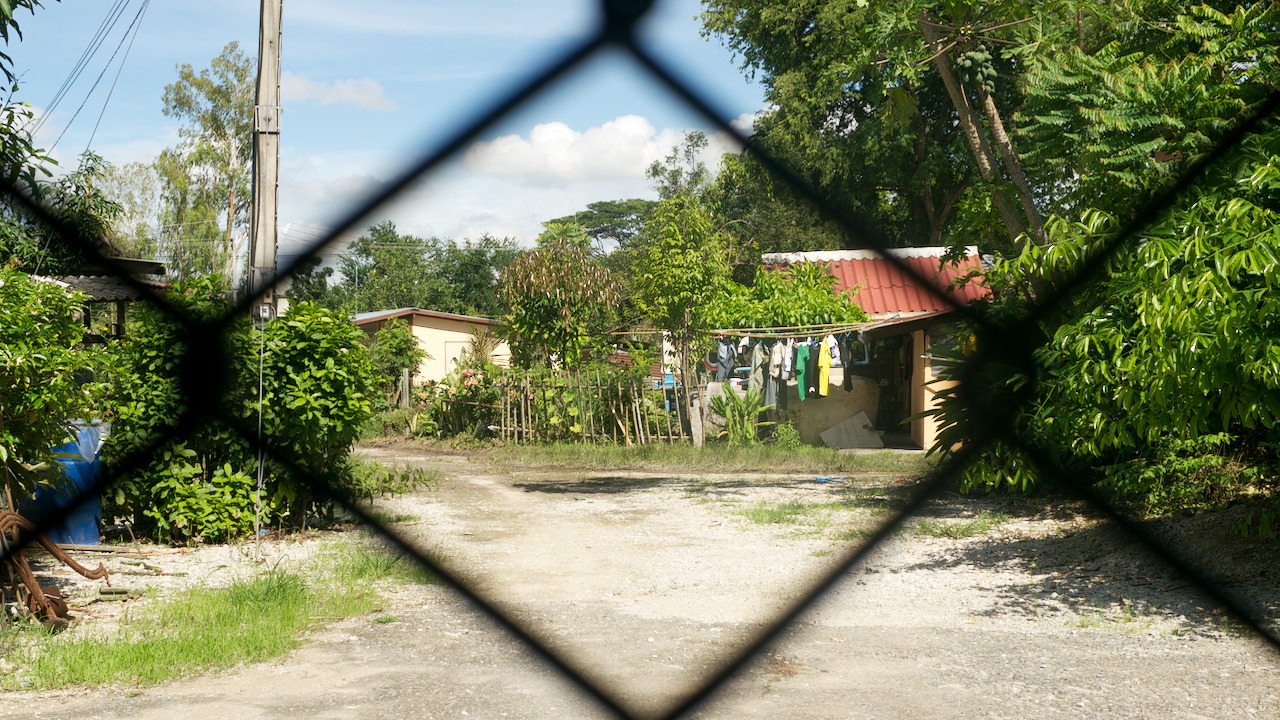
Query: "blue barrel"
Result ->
[[22, 423, 105, 545]]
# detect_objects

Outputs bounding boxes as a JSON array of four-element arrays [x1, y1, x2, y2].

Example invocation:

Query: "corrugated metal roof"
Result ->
[[351, 307, 500, 326], [46, 275, 170, 302], [763, 247, 989, 317]]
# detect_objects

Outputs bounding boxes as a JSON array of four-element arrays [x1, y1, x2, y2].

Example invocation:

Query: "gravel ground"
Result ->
[[1, 445, 1277, 719]]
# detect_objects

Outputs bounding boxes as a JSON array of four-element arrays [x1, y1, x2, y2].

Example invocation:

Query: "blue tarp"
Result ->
[[22, 423, 106, 545]]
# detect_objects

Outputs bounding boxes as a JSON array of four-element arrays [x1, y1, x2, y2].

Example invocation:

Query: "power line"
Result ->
[[85, 0, 151, 152], [48, 0, 150, 154], [32, 0, 131, 137]]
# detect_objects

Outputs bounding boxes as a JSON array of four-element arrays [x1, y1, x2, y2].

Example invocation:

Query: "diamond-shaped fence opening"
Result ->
[[2, 0, 1279, 717]]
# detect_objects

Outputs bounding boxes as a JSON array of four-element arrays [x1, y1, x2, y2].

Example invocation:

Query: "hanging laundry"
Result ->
[[805, 339, 820, 398], [841, 335, 857, 391], [715, 337, 736, 382], [817, 338, 832, 397], [765, 341, 785, 408], [782, 338, 795, 379], [826, 334, 841, 365], [795, 342, 811, 401], [748, 341, 767, 392]]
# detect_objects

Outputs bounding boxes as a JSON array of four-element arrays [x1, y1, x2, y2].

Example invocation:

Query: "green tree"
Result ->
[[0, 1, 54, 206], [1, 151, 124, 275], [98, 160, 161, 258], [368, 317, 428, 399], [435, 234, 520, 317], [647, 130, 713, 201], [633, 197, 733, 440], [550, 198, 657, 252], [702, 0, 1070, 254], [705, 261, 868, 330], [705, 151, 846, 256], [154, 42, 254, 280], [930, 117, 1280, 509], [1015, 1, 1279, 221], [335, 221, 450, 313], [499, 224, 620, 368]]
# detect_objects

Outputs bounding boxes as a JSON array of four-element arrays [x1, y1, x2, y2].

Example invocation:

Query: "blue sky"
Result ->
[[14, 0, 766, 260]]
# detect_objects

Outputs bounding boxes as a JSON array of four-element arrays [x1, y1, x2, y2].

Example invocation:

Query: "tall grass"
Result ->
[[2, 541, 437, 691], [493, 443, 931, 475]]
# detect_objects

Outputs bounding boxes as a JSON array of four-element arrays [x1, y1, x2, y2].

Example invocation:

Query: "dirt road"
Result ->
[[3, 447, 1277, 719]]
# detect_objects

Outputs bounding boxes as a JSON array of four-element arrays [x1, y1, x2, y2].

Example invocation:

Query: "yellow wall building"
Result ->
[[352, 307, 510, 383]]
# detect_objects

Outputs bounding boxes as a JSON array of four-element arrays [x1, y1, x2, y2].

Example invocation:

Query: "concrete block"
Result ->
[[819, 410, 884, 449]]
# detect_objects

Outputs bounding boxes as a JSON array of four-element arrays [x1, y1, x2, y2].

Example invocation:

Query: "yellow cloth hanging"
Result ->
[[817, 341, 831, 397]]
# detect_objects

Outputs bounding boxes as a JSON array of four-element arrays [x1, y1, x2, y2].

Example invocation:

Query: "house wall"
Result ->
[[359, 315, 511, 383], [909, 328, 956, 451]]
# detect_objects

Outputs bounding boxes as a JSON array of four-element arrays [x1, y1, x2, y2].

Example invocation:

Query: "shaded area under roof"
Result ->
[[762, 247, 989, 317]]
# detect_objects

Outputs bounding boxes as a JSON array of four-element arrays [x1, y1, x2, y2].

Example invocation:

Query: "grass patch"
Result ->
[[1069, 601, 1154, 633], [367, 510, 421, 525], [912, 511, 1008, 539], [3, 571, 323, 689], [327, 542, 438, 587], [1, 539, 436, 691], [739, 500, 811, 524], [490, 443, 931, 475]]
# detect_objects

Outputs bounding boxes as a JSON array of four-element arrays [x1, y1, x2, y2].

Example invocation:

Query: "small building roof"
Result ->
[[762, 246, 990, 317], [351, 307, 501, 327], [39, 274, 169, 302]]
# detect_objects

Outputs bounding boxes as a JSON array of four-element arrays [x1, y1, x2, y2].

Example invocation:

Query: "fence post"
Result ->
[[400, 369, 411, 408]]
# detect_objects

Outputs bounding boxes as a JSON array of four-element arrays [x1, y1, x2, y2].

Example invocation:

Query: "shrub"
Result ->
[[709, 387, 774, 446], [254, 301, 378, 523], [773, 421, 802, 450], [0, 269, 106, 498], [105, 287, 378, 541], [1098, 433, 1267, 515], [367, 317, 427, 406]]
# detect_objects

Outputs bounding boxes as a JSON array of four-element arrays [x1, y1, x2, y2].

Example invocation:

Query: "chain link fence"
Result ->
[[3, 0, 1279, 716]]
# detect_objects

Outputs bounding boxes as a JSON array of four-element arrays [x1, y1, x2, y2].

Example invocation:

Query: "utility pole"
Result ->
[[248, 0, 282, 315]]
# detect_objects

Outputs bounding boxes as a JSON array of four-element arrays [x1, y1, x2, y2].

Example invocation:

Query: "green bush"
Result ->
[[367, 317, 427, 407], [105, 285, 378, 541], [710, 387, 774, 446], [773, 421, 802, 450], [420, 361, 501, 438], [1098, 433, 1266, 515], [346, 458, 439, 504], [0, 269, 107, 498]]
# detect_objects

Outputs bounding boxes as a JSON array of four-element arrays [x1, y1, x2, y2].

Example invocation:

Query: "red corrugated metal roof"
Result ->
[[763, 248, 989, 317]]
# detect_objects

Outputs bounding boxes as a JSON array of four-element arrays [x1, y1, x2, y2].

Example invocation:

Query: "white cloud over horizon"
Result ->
[[281, 71, 398, 112], [461, 112, 756, 187], [277, 113, 764, 247]]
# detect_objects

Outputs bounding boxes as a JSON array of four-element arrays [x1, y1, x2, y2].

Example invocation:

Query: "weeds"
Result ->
[[739, 500, 810, 525], [0, 537, 437, 691], [492, 443, 931, 475], [347, 458, 441, 504], [912, 511, 1009, 539]]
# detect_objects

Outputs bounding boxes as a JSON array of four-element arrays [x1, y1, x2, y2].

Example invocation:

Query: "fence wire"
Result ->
[[3, 0, 1280, 717]]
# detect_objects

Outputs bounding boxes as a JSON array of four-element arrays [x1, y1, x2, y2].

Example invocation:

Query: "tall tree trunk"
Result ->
[[975, 85, 1049, 246], [918, 11, 1028, 255]]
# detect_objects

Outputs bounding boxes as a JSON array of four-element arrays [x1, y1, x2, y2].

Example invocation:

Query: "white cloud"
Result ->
[[463, 114, 683, 186], [278, 115, 765, 248], [282, 71, 397, 111]]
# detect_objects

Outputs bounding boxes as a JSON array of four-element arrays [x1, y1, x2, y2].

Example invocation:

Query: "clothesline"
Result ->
[[603, 322, 869, 340], [703, 321, 868, 340]]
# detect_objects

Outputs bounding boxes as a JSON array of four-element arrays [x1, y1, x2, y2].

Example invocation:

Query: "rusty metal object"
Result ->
[[0, 510, 110, 624]]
